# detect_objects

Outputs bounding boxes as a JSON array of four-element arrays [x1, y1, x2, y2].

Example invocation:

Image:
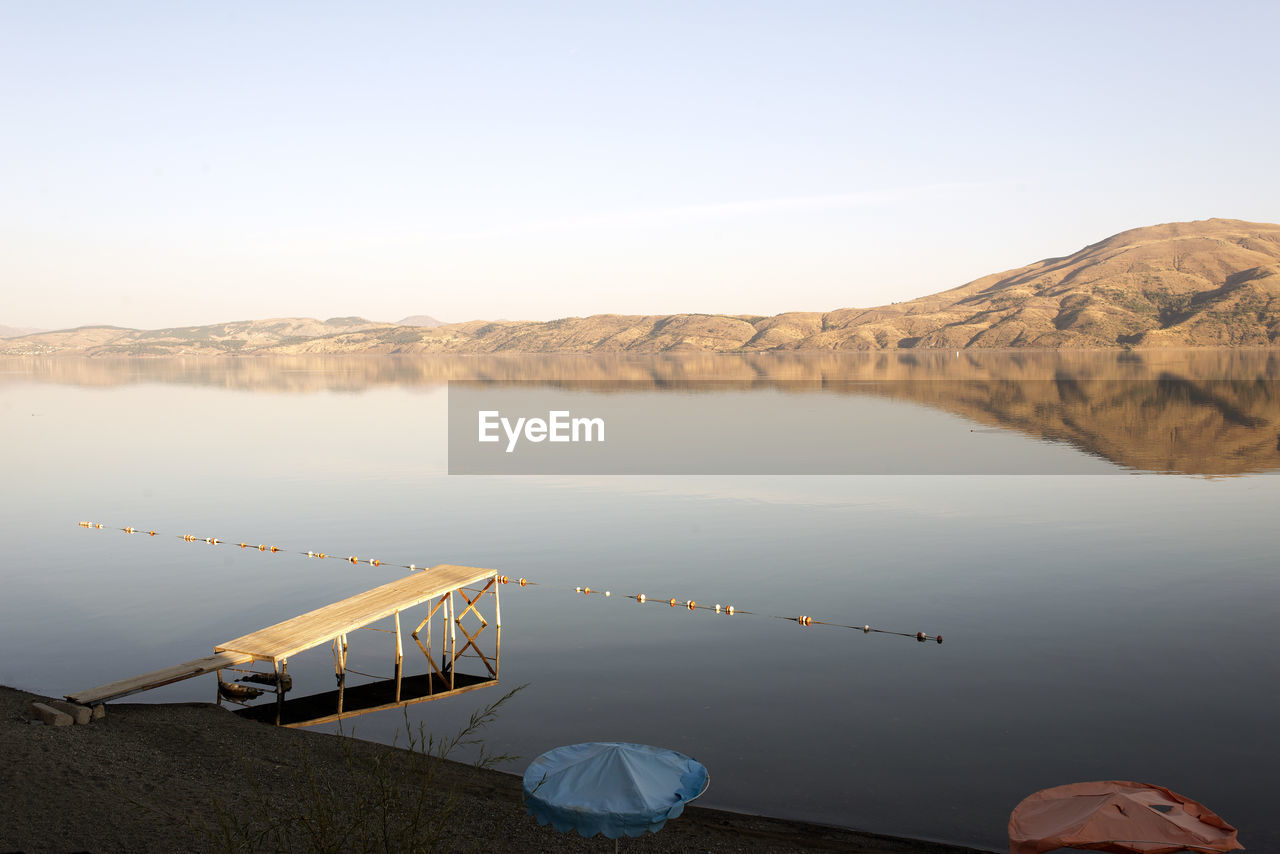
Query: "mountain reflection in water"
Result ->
[[5, 350, 1278, 475]]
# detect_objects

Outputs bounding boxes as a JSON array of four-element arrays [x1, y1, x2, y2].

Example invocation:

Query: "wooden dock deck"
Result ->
[[214, 564, 495, 663], [67, 564, 498, 708]]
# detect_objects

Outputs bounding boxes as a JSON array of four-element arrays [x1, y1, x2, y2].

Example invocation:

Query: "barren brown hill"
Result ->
[[5, 218, 1278, 356], [395, 314, 445, 327], [0, 316, 385, 357]]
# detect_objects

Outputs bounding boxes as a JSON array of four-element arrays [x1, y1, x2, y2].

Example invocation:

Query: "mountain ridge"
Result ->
[[6, 218, 1279, 356], [0, 325, 48, 339]]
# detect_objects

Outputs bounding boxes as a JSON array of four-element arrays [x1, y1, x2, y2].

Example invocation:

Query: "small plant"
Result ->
[[197, 685, 525, 854]]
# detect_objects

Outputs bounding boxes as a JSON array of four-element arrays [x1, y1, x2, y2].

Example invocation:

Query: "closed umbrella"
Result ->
[[1008, 780, 1244, 854], [523, 742, 709, 846]]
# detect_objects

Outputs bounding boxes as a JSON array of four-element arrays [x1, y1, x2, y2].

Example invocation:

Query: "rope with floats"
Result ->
[[79, 520, 527, 577], [77, 521, 941, 644]]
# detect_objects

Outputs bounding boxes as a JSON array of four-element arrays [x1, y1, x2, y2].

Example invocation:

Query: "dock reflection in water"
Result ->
[[232, 654, 500, 729]]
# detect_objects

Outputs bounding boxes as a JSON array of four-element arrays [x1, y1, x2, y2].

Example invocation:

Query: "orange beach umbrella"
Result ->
[[1008, 780, 1243, 854]]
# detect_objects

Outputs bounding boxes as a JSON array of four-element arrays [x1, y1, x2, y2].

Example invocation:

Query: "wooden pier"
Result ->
[[68, 564, 501, 723], [67, 652, 253, 706]]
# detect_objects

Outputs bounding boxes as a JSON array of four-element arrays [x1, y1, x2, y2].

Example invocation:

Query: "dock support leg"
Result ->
[[448, 591, 456, 691], [338, 634, 347, 715], [274, 659, 284, 726], [394, 610, 403, 703], [425, 603, 433, 694]]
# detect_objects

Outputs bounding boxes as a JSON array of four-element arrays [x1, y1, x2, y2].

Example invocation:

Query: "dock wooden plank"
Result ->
[[214, 565, 495, 662], [68, 651, 252, 705]]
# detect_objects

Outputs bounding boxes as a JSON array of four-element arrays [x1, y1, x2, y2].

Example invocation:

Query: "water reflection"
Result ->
[[4, 352, 1277, 475], [234, 668, 500, 728], [5, 349, 1279, 389]]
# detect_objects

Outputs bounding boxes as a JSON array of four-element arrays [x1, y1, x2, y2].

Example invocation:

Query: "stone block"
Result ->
[[30, 702, 72, 727], [48, 700, 92, 725]]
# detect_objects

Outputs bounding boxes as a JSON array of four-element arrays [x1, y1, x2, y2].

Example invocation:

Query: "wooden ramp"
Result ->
[[215, 564, 495, 663], [68, 652, 253, 706], [67, 564, 497, 706]]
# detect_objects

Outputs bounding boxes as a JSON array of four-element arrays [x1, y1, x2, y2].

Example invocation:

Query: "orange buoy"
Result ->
[[148, 530, 156, 536], [668, 598, 677, 607], [518, 578, 528, 587], [370, 559, 380, 566], [271, 546, 280, 552], [687, 600, 696, 610], [123, 527, 135, 533], [498, 575, 509, 584], [349, 556, 358, 564], [798, 615, 811, 626], [725, 605, 735, 615], [258, 544, 267, 551], [637, 594, 646, 603]]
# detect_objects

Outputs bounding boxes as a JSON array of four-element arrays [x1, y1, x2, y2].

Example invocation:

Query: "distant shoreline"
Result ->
[[2, 685, 993, 853], [2, 343, 1279, 357]]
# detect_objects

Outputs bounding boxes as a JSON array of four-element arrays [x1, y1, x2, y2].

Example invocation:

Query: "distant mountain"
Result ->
[[0, 325, 47, 339], [395, 315, 444, 327], [0, 317, 384, 357], [269, 218, 1280, 353], [5, 219, 1278, 356]]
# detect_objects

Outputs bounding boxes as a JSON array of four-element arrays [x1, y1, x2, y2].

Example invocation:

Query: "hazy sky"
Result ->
[[3, 1, 1278, 330]]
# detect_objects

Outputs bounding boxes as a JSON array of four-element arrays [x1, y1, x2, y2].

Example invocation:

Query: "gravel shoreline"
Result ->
[[1, 685, 993, 853]]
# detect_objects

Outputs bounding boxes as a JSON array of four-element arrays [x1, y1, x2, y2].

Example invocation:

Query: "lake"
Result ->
[[2, 351, 1277, 850]]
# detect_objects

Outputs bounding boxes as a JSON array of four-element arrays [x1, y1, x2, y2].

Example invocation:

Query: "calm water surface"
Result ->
[[1, 352, 1277, 850]]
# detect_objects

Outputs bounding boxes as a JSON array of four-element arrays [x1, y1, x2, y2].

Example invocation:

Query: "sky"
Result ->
[[2, 0, 1279, 330]]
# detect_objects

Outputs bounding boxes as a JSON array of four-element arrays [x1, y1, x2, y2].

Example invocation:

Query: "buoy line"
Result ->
[[77, 521, 942, 644]]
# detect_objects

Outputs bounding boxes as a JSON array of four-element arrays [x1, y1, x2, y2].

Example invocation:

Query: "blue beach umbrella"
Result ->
[[523, 742, 710, 843]]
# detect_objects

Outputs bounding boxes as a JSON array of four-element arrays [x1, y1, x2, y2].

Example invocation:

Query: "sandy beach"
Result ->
[[1, 685, 993, 854]]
